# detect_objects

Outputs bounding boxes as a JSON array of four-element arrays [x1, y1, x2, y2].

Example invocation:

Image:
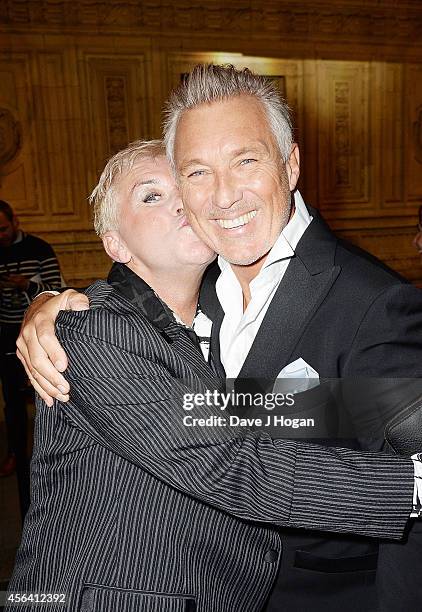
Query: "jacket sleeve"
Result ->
[[337, 283, 422, 450], [53, 309, 415, 541]]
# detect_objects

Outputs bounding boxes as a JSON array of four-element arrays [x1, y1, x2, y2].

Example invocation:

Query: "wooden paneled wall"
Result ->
[[1, 1, 422, 286]]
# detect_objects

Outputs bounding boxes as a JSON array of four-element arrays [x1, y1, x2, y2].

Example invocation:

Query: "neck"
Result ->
[[127, 260, 204, 326], [230, 254, 268, 310]]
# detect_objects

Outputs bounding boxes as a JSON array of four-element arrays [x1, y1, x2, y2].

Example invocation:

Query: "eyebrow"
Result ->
[[231, 146, 263, 157], [179, 159, 204, 173], [180, 144, 267, 172], [130, 179, 160, 194]]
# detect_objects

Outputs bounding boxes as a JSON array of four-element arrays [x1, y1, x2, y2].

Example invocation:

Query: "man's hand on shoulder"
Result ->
[[16, 289, 89, 406]]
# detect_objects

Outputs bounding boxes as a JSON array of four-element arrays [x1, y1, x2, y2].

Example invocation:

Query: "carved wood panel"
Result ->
[[406, 64, 422, 203], [0, 13, 421, 285], [380, 63, 404, 208], [83, 54, 150, 181], [316, 61, 371, 213], [0, 53, 40, 215], [1, 1, 422, 47], [34, 51, 87, 222]]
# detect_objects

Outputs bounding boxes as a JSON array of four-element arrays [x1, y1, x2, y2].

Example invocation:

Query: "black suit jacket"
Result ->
[[7, 268, 416, 612], [203, 205, 422, 611]]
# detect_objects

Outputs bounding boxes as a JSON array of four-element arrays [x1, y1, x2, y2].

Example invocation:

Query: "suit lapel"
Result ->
[[238, 212, 341, 381]]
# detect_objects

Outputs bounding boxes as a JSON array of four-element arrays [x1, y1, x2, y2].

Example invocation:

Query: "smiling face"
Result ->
[[102, 155, 215, 278], [174, 95, 300, 269]]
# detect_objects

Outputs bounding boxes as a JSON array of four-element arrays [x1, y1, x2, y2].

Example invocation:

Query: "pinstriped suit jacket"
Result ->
[[7, 278, 414, 612]]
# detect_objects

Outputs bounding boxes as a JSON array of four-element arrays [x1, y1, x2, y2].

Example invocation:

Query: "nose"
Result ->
[[212, 171, 242, 210]]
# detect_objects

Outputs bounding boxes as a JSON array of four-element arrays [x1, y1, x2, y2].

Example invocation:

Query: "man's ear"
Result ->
[[102, 231, 131, 263], [286, 143, 300, 191], [12, 215, 19, 231]]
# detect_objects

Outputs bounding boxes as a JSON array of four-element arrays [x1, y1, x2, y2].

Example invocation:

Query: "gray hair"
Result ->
[[163, 64, 293, 169], [90, 139, 165, 236]]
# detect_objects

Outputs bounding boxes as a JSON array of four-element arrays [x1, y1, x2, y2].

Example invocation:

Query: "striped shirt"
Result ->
[[0, 231, 62, 324]]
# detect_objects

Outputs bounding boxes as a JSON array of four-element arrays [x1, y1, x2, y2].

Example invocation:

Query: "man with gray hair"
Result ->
[[163, 64, 422, 611], [17, 65, 422, 610]]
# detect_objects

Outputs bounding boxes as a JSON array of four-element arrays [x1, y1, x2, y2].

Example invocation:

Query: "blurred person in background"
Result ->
[[413, 205, 422, 259], [0, 200, 62, 520]]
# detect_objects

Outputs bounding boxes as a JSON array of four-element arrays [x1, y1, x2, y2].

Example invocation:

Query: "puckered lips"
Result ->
[[178, 215, 191, 229]]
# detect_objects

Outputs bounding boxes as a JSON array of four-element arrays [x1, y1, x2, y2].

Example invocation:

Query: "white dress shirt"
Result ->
[[216, 191, 313, 378], [173, 308, 212, 361]]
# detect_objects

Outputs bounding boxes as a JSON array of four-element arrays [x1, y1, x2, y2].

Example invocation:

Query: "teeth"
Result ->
[[216, 210, 257, 229]]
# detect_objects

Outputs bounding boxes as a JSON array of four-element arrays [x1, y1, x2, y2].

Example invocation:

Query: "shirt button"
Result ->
[[264, 549, 279, 564]]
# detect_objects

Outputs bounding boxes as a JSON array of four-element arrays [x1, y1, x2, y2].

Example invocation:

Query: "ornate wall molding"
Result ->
[[104, 75, 130, 156], [413, 105, 422, 165], [0, 13, 421, 284], [317, 61, 370, 210], [0, 108, 21, 165], [1, 1, 422, 45], [83, 53, 149, 179]]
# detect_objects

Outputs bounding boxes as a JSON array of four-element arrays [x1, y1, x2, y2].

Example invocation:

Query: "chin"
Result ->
[[219, 242, 272, 267], [182, 246, 216, 266]]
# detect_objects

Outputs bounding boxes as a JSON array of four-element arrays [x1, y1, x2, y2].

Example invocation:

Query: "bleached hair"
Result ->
[[90, 139, 165, 236], [163, 64, 293, 170]]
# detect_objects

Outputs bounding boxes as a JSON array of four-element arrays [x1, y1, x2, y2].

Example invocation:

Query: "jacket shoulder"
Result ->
[[337, 238, 406, 282], [55, 280, 153, 354]]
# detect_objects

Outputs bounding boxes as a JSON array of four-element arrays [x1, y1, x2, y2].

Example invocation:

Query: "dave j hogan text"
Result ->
[[183, 415, 315, 429]]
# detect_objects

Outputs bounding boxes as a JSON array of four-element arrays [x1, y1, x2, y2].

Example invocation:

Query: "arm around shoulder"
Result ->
[[54, 306, 415, 541]]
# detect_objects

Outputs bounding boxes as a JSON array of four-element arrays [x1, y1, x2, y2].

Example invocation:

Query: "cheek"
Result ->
[[182, 182, 207, 215], [247, 168, 282, 198], [123, 210, 159, 248]]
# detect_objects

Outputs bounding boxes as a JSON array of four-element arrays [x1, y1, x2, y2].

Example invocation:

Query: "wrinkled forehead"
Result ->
[[114, 154, 165, 188], [115, 155, 177, 201]]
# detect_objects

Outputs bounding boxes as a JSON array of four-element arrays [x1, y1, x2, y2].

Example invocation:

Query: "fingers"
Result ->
[[19, 296, 69, 370], [17, 292, 73, 399], [17, 348, 69, 406], [33, 312, 69, 373], [17, 288, 90, 401], [65, 291, 89, 311]]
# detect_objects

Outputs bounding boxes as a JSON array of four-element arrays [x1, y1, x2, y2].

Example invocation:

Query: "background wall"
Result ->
[[1, 0, 422, 286]]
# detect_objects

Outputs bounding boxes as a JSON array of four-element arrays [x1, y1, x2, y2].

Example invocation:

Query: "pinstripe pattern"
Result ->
[[7, 279, 415, 612]]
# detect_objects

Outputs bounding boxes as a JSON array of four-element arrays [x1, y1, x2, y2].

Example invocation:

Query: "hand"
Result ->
[[16, 289, 90, 406], [0, 274, 29, 291]]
